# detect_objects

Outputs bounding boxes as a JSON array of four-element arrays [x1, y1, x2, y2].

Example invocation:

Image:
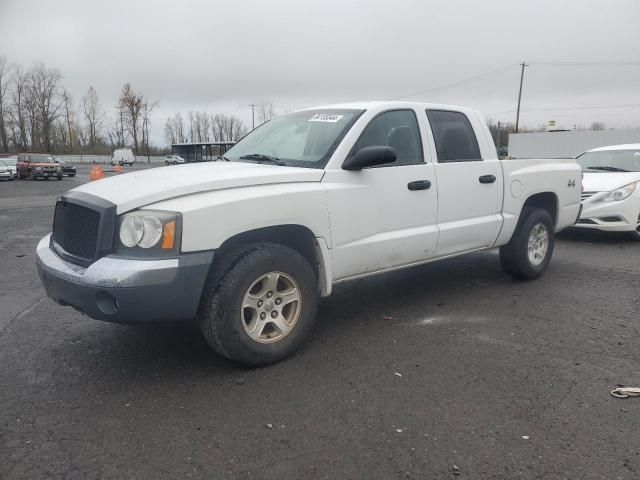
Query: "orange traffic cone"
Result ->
[[90, 165, 105, 181]]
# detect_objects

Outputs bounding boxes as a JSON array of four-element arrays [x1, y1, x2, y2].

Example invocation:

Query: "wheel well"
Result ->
[[218, 225, 321, 279], [522, 192, 558, 226]]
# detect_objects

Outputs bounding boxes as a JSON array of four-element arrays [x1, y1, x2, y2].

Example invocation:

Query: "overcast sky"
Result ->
[[1, 0, 639, 145]]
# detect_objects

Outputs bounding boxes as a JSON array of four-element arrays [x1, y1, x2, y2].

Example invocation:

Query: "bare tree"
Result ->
[[118, 83, 144, 153], [164, 112, 187, 145], [0, 56, 10, 152], [590, 121, 605, 131], [232, 120, 247, 141], [141, 99, 158, 159], [82, 86, 104, 150], [107, 111, 126, 149], [256, 100, 275, 125], [29, 63, 63, 151], [164, 117, 177, 145], [174, 113, 186, 142], [60, 89, 77, 152], [212, 113, 225, 142], [10, 65, 30, 149]]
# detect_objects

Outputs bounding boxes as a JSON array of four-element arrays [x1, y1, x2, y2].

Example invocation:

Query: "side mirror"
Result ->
[[342, 146, 397, 171]]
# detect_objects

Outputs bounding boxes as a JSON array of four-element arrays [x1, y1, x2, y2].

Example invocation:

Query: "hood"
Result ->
[[73, 162, 324, 213], [582, 171, 640, 192]]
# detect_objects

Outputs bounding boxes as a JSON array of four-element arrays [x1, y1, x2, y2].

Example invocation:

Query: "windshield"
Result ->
[[1, 158, 16, 166], [576, 149, 640, 172], [225, 109, 363, 168]]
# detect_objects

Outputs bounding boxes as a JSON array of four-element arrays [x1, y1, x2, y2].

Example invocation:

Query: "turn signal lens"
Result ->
[[162, 221, 176, 249]]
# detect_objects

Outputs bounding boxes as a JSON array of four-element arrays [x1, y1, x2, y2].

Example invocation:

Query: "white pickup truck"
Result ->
[[36, 101, 581, 365]]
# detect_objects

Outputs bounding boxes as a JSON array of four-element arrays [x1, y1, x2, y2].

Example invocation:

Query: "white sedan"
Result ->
[[576, 144, 640, 240], [165, 155, 185, 165], [0, 158, 18, 179]]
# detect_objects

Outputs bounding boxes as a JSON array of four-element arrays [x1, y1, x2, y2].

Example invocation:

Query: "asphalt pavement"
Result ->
[[1, 165, 639, 479]]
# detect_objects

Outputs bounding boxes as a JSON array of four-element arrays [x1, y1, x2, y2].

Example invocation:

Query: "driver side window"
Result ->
[[353, 110, 424, 166]]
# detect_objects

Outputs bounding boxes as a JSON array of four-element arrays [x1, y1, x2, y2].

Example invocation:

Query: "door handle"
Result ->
[[479, 174, 496, 184], [407, 180, 431, 191]]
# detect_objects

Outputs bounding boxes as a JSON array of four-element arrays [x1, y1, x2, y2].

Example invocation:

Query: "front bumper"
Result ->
[[575, 194, 640, 232], [36, 234, 214, 323], [33, 170, 62, 178]]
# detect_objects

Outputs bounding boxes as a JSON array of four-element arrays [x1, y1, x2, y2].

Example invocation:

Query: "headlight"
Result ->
[[593, 182, 637, 203], [56, 166, 61, 171], [118, 211, 181, 255], [35, 166, 42, 171]]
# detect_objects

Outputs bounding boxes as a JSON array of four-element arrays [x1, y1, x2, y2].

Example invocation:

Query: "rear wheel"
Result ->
[[198, 243, 319, 366], [631, 213, 640, 241], [500, 208, 555, 280]]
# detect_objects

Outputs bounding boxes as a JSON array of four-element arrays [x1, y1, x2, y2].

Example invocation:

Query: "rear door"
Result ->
[[426, 110, 502, 256]]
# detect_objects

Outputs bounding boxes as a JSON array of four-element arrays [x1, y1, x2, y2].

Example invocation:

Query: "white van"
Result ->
[[111, 149, 135, 166]]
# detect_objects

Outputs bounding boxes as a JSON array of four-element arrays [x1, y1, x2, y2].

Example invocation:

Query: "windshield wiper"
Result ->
[[587, 166, 630, 172], [239, 154, 285, 166]]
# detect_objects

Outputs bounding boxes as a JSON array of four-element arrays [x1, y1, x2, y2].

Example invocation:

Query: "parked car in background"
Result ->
[[36, 101, 582, 366], [0, 162, 13, 181], [165, 155, 186, 165], [55, 158, 77, 177], [16, 153, 63, 180], [0, 157, 18, 178], [575, 143, 640, 240], [111, 148, 135, 166]]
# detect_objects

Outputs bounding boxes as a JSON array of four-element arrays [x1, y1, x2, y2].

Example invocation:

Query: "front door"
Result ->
[[324, 109, 439, 281]]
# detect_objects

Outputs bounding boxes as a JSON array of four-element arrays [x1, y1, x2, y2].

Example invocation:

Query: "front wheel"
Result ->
[[198, 243, 319, 366], [500, 208, 555, 280], [631, 215, 640, 241]]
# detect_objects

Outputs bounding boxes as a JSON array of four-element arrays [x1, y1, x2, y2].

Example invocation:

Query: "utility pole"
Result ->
[[249, 104, 257, 130], [515, 61, 528, 133]]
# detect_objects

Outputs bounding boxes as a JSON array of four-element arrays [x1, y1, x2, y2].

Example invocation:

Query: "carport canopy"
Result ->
[[171, 142, 236, 162]]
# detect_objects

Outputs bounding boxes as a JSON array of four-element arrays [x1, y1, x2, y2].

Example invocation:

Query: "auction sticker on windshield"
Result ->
[[309, 113, 344, 122]]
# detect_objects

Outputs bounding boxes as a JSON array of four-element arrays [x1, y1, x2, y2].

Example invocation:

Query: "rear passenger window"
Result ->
[[353, 110, 423, 166], [426, 110, 482, 162]]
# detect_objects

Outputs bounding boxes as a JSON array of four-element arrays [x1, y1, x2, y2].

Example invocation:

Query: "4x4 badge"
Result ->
[[568, 179, 576, 188]]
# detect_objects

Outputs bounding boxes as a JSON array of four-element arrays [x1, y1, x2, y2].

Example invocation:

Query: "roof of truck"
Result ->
[[301, 100, 480, 114]]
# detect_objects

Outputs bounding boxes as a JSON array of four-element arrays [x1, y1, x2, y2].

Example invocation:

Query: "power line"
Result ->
[[389, 63, 518, 100], [531, 61, 640, 67], [489, 103, 640, 116]]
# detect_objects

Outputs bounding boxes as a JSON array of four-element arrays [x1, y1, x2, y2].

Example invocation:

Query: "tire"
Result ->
[[69, 174, 75, 177], [499, 207, 555, 280], [29, 170, 35, 180], [198, 243, 319, 366], [631, 216, 640, 241], [56, 176, 63, 181]]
